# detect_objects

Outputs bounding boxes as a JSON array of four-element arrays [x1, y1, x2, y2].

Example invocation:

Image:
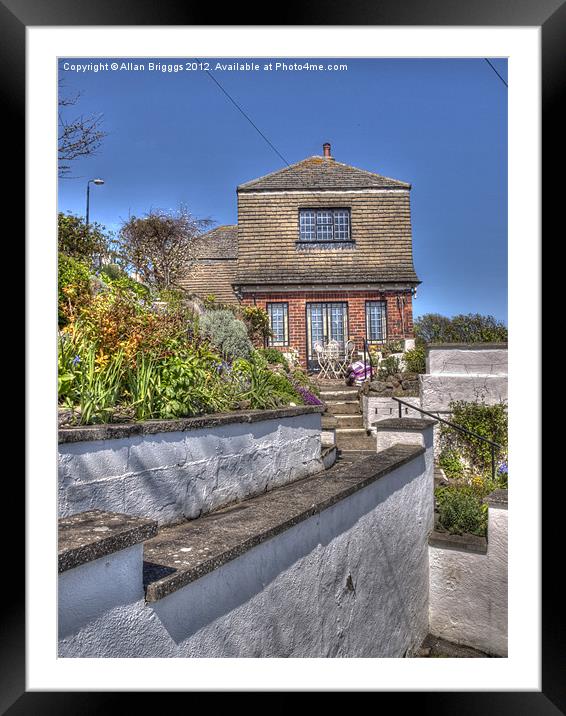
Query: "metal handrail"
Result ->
[[391, 396, 503, 482], [363, 339, 373, 381]]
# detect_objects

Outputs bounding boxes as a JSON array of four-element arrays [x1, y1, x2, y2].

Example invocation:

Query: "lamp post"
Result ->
[[85, 178, 104, 228], [86, 178, 104, 269]]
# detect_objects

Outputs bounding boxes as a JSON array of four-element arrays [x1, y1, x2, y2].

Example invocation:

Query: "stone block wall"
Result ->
[[59, 408, 324, 525]]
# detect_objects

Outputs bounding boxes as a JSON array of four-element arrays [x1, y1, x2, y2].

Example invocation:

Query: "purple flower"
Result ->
[[497, 460, 508, 476], [294, 383, 323, 406], [72, 355, 81, 366]]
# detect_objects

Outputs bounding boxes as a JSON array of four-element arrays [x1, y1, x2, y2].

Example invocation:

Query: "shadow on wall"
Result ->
[[151, 451, 428, 655], [58, 414, 323, 523]]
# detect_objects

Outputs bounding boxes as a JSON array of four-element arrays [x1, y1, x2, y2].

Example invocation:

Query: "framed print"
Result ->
[[6, 0, 558, 708]]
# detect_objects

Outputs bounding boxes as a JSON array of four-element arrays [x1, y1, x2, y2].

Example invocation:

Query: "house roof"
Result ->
[[179, 260, 238, 304], [237, 156, 411, 192], [193, 225, 238, 259], [179, 225, 239, 303]]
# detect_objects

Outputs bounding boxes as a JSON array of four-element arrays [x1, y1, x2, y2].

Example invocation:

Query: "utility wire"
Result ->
[[196, 59, 290, 166], [484, 59, 508, 88]]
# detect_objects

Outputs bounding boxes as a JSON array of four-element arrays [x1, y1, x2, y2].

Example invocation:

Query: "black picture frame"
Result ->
[[8, 0, 556, 709]]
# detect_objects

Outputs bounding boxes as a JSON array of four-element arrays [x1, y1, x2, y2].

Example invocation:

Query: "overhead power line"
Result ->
[[484, 59, 508, 88], [196, 59, 290, 166]]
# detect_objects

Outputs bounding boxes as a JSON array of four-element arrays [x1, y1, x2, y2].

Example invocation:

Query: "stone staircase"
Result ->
[[318, 382, 376, 453]]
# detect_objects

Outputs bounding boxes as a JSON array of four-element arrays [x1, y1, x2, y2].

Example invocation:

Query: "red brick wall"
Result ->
[[242, 290, 414, 367]]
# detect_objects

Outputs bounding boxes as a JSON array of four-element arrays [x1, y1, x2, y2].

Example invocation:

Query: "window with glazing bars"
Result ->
[[366, 301, 387, 342], [299, 209, 351, 242], [267, 303, 289, 346]]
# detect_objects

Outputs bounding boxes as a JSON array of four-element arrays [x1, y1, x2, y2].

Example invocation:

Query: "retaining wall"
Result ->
[[59, 406, 324, 525], [59, 443, 434, 658], [420, 343, 508, 414], [428, 490, 508, 656]]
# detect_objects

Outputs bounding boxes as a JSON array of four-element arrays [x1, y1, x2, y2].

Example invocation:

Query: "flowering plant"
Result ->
[[293, 383, 323, 406]]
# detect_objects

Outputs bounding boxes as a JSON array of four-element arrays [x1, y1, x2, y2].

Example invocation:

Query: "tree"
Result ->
[[414, 313, 508, 345], [58, 82, 107, 177], [117, 206, 212, 290], [58, 212, 112, 265]]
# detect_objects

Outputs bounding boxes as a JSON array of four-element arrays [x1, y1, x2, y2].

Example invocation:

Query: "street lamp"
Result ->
[[86, 178, 104, 228]]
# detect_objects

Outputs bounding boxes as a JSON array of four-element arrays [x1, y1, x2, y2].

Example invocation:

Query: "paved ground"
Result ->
[[414, 634, 493, 658]]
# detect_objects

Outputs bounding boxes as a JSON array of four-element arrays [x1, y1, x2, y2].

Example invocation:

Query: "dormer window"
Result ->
[[298, 208, 352, 248]]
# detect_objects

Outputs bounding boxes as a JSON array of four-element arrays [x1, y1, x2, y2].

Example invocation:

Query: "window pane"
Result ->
[[366, 302, 387, 341], [329, 304, 345, 344], [299, 210, 316, 241], [309, 304, 324, 345], [268, 303, 288, 345], [316, 210, 334, 241], [334, 210, 350, 240]]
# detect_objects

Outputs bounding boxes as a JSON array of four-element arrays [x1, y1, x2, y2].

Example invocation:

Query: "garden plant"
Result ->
[[58, 238, 321, 425]]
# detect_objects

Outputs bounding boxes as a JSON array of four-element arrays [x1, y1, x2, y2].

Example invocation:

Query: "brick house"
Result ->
[[181, 144, 420, 370]]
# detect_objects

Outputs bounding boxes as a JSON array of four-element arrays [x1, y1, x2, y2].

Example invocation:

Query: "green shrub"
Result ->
[[155, 348, 230, 418], [257, 348, 290, 371], [242, 305, 272, 345], [403, 346, 426, 374], [232, 352, 301, 409], [438, 449, 465, 479], [100, 262, 123, 280], [126, 353, 160, 421], [58, 254, 92, 327], [199, 309, 253, 360], [378, 356, 401, 379], [58, 212, 111, 265], [101, 267, 152, 302], [381, 339, 405, 356], [292, 368, 321, 397], [75, 343, 125, 425], [415, 313, 507, 346], [440, 400, 508, 477], [435, 486, 488, 536]]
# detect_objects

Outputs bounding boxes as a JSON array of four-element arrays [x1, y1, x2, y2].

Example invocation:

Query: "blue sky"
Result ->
[[58, 58, 508, 322]]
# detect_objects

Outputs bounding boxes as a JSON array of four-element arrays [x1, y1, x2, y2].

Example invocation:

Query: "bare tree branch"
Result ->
[[116, 206, 214, 291], [58, 80, 107, 177]]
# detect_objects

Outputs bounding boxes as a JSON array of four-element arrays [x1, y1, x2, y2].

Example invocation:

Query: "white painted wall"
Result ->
[[362, 396, 421, 431], [421, 345, 508, 414], [426, 346, 508, 376], [428, 502, 508, 656], [59, 446, 434, 658], [59, 413, 323, 525], [420, 375, 508, 413]]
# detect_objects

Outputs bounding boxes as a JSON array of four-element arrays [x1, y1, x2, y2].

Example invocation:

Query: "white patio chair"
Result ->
[[326, 339, 342, 379], [314, 341, 332, 379], [337, 339, 356, 377]]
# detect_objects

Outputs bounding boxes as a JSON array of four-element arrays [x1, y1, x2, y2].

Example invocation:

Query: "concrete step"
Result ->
[[321, 429, 336, 448], [338, 439, 377, 452], [321, 415, 338, 429], [337, 450, 376, 462], [323, 400, 360, 415], [319, 389, 360, 401], [335, 428, 376, 451], [334, 414, 364, 429]]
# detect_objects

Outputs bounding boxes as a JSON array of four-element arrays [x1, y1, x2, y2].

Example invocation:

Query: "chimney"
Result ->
[[322, 142, 331, 158]]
